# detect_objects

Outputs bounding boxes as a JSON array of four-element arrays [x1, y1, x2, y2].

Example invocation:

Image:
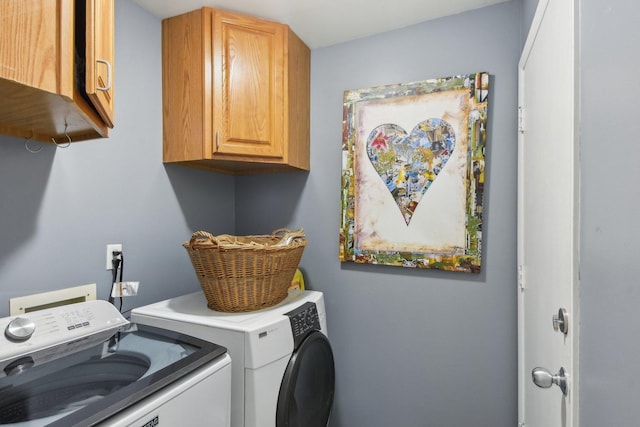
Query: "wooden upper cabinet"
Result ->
[[0, 0, 114, 144], [162, 8, 310, 175]]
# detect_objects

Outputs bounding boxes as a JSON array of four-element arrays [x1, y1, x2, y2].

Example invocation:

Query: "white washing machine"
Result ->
[[131, 289, 335, 427], [0, 300, 231, 427]]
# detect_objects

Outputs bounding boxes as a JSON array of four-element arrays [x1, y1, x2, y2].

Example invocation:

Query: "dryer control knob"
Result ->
[[5, 317, 36, 342]]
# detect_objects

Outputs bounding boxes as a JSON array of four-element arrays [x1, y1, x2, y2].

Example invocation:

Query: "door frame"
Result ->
[[517, 0, 580, 425]]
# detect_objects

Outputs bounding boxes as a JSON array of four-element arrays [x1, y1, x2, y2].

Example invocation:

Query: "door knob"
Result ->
[[552, 308, 569, 335], [531, 367, 568, 396]]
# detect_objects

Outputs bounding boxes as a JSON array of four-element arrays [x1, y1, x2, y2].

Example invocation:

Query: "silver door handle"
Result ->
[[532, 367, 568, 396]]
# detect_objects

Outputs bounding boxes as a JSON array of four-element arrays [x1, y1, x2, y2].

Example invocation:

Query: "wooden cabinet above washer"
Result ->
[[162, 8, 310, 175]]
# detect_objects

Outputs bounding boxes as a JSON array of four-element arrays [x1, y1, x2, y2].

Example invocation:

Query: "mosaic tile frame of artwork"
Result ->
[[339, 72, 489, 273]]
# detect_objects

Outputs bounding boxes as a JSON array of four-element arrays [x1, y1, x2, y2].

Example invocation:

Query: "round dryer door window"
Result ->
[[276, 331, 335, 427]]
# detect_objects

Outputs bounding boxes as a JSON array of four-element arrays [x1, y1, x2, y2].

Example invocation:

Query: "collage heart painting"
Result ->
[[366, 119, 456, 225], [340, 72, 489, 273]]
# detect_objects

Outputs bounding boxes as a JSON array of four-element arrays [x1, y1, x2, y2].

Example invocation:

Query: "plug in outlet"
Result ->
[[106, 244, 122, 270]]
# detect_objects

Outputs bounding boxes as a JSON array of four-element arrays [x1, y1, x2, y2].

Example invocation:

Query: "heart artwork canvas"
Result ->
[[340, 72, 489, 273], [366, 119, 456, 225]]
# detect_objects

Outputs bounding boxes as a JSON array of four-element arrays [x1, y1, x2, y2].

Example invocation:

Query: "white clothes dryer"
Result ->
[[131, 289, 334, 427]]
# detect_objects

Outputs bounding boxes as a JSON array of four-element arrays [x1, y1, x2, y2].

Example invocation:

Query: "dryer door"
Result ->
[[276, 331, 335, 427]]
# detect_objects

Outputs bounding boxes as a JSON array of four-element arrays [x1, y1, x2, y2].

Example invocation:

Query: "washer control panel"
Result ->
[[285, 302, 320, 348], [0, 300, 128, 364]]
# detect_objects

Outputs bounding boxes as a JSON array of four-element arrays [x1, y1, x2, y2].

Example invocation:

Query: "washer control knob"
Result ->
[[5, 317, 36, 342]]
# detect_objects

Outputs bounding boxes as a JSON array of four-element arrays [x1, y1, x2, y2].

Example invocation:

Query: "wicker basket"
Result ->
[[183, 228, 307, 312]]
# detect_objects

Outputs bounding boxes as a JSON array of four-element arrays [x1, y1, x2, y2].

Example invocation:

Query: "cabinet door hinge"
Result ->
[[518, 106, 525, 134], [518, 264, 526, 291]]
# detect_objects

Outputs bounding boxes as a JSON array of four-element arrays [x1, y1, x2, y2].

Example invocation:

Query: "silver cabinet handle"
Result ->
[[532, 367, 568, 396], [96, 59, 112, 91]]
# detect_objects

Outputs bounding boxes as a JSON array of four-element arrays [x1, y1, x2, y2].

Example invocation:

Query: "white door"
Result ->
[[517, 0, 579, 426]]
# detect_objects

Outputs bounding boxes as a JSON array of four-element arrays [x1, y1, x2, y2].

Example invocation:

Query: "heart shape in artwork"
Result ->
[[366, 118, 455, 225]]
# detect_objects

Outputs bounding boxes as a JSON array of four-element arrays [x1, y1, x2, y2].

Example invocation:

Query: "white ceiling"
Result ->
[[132, 0, 510, 49]]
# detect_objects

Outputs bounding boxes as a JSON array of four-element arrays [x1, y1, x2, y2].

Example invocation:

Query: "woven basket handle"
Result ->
[[272, 228, 306, 246], [189, 231, 219, 248]]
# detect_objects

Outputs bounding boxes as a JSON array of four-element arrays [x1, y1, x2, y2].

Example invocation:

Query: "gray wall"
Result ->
[[0, 0, 235, 317], [235, 2, 522, 425], [4, 0, 637, 424], [1, 0, 573, 426], [579, 0, 640, 425], [521, 0, 640, 425]]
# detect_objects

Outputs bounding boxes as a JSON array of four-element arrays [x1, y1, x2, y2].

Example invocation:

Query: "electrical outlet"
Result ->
[[106, 244, 122, 270]]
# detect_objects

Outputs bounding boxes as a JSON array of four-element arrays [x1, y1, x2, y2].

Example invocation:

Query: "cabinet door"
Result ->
[[212, 11, 284, 159], [0, 0, 73, 97], [85, 0, 115, 128]]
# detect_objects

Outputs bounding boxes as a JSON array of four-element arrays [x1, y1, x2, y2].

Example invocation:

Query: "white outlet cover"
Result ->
[[106, 244, 123, 270]]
